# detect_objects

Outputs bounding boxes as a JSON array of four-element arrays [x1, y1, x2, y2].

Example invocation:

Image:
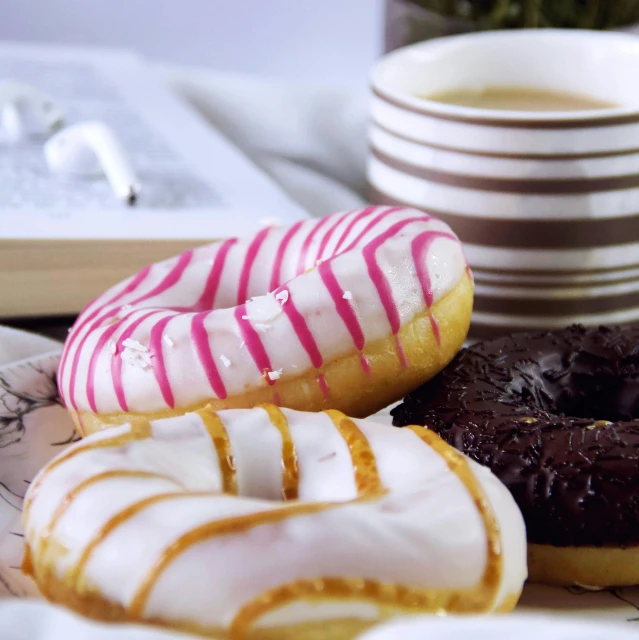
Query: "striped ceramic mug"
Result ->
[[369, 29, 639, 338]]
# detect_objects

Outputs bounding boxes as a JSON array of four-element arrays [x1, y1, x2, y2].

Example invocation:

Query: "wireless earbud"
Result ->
[[44, 121, 141, 205], [0, 80, 64, 143]]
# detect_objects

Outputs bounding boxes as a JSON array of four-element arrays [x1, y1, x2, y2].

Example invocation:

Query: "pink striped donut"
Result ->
[[59, 206, 473, 434]]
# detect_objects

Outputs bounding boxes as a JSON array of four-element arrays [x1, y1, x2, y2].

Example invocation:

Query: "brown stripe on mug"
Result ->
[[473, 262, 639, 277], [368, 184, 639, 248], [473, 290, 639, 317], [473, 272, 639, 290], [468, 313, 639, 340], [372, 86, 639, 130], [372, 121, 639, 161], [467, 322, 587, 341], [371, 146, 639, 195], [468, 323, 540, 341]]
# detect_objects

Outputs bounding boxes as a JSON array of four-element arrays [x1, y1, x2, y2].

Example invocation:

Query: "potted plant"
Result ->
[[385, 0, 639, 51]]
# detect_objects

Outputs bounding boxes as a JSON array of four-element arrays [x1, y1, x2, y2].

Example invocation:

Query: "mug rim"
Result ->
[[371, 28, 639, 125]]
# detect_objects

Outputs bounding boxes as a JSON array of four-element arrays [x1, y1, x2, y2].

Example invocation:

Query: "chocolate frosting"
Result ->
[[391, 325, 639, 548]]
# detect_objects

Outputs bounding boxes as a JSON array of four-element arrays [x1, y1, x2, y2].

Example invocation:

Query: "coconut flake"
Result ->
[[243, 293, 283, 323], [122, 338, 148, 352], [267, 369, 282, 381], [163, 335, 175, 348], [342, 291, 353, 300], [119, 338, 153, 369], [120, 348, 152, 369], [255, 323, 271, 333], [108, 340, 116, 355], [275, 290, 289, 305], [121, 303, 133, 312], [220, 355, 232, 368], [260, 216, 282, 228]]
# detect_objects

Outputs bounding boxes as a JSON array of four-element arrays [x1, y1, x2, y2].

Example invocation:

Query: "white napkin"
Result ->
[[0, 601, 195, 640], [0, 327, 59, 369], [163, 67, 370, 217], [359, 614, 639, 639]]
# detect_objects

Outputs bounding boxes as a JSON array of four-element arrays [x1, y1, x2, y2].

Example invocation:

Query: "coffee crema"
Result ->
[[423, 85, 618, 111]]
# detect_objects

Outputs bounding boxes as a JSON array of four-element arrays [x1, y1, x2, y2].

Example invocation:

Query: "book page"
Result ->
[[0, 43, 307, 240]]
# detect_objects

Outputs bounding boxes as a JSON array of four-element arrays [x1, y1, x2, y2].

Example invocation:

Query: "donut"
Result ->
[[57, 206, 472, 435], [391, 324, 639, 588], [22, 405, 527, 639]]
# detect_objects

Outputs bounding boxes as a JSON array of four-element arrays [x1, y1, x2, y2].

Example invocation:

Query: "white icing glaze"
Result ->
[[57, 206, 468, 416], [23, 407, 527, 634]]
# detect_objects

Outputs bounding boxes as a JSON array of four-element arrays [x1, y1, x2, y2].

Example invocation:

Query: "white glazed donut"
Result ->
[[23, 406, 526, 640], [57, 206, 473, 435]]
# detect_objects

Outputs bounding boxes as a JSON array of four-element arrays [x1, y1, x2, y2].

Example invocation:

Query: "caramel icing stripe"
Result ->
[[196, 407, 238, 495], [22, 419, 153, 524], [258, 404, 299, 500], [407, 426, 503, 612], [127, 500, 371, 618], [230, 573, 494, 639], [228, 427, 504, 636], [69, 492, 217, 589], [323, 410, 385, 496], [39, 470, 170, 561]]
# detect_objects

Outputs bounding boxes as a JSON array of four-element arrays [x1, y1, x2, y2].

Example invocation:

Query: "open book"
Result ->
[[0, 43, 307, 317]]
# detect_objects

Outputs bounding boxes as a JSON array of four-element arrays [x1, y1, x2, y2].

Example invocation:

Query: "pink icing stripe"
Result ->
[[342, 206, 410, 254], [429, 314, 441, 345], [237, 227, 270, 306], [269, 220, 304, 292], [58, 265, 152, 403], [362, 216, 427, 335], [279, 289, 323, 369], [411, 230, 455, 347], [234, 305, 276, 384], [314, 214, 347, 265], [191, 312, 227, 399], [396, 336, 409, 367], [149, 315, 177, 408], [332, 206, 376, 255], [317, 373, 330, 397], [295, 214, 333, 275], [411, 231, 455, 308], [317, 261, 364, 351], [111, 310, 164, 412], [193, 238, 237, 311], [66, 252, 194, 411], [85, 320, 123, 413], [133, 249, 195, 306]]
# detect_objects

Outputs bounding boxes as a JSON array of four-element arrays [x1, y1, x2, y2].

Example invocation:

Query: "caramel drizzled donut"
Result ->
[[58, 206, 472, 434], [392, 324, 639, 587], [22, 405, 526, 639]]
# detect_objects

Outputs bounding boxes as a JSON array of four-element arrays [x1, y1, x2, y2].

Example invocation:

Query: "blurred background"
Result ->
[[3, 0, 639, 84], [0, 0, 385, 86]]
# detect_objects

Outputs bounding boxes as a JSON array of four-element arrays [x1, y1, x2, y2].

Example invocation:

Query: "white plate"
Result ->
[[1, 326, 639, 637]]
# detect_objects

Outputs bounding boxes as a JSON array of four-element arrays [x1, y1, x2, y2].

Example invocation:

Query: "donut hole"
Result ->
[[508, 349, 639, 423]]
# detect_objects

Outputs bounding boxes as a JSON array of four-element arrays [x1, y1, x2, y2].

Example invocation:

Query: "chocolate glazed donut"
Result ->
[[391, 324, 639, 587]]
